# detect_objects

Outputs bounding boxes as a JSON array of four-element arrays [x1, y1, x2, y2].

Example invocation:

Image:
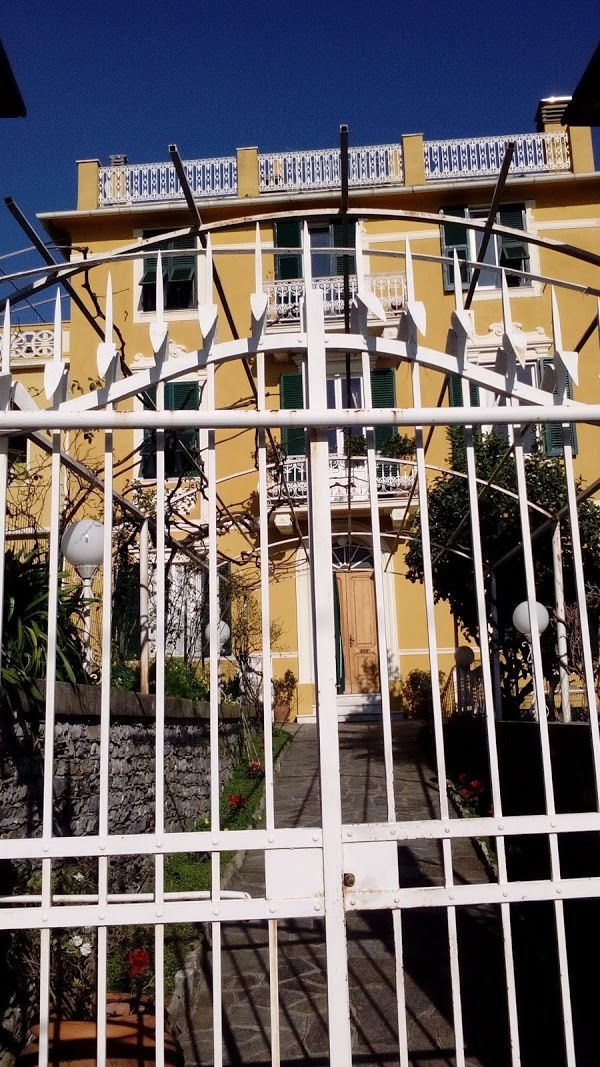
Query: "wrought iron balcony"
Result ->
[[98, 156, 238, 205], [264, 273, 406, 324], [267, 455, 416, 506], [423, 131, 571, 180], [258, 143, 404, 193]]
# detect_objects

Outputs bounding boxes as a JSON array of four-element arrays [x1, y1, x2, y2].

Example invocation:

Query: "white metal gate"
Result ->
[[1, 215, 600, 1067]]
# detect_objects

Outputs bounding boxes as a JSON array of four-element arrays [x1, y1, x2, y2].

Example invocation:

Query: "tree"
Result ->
[[405, 430, 600, 714]]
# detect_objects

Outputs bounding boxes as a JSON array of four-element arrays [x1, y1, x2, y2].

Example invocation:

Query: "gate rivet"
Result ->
[[444, 826, 450, 834], [390, 828, 397, 836], [314, 902, 321, 911], [156, 838, 163, 848], [448, 894, 454, 901], [212, 837, 218, 846], [43, 845, 49, 853], [503, 890, 509, 898], [556, 887, 562, 895], [268, 834, 274, 843], [343, 873, 356, 888], [497, 824, 504, 832], [98, 912, 105, 921], [346, 830, 353, 837], [394, 895, 401, 904], [269, 905, 276, 913], [156, 909, 163, 918], [312, 833, 319, 842], [42, 913, 48, 922], [213, 907, 220, 916], [550, 822, 556, 829], [349, 898, 356, 907]]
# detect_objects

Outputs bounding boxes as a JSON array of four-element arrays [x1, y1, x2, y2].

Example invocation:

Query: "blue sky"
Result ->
[[1, 1, 598, 319]]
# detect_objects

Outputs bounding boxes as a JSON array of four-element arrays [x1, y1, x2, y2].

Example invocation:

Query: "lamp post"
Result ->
[[61, 519, 104, 672], [512, 600, 550, 720]]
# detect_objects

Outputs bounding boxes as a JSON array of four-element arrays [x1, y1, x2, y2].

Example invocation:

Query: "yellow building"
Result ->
[[4, 94, 600, 720]]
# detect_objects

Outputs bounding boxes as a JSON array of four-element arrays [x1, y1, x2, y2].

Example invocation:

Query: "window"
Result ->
[[448, 360, 576, 456], [8, 433, 27, 468], [441, 204, 530, 291], [279, 367, 395, 456], [274, 219, 356, 281], [139, 381, 201, 479], [139, 232, 197, 312]]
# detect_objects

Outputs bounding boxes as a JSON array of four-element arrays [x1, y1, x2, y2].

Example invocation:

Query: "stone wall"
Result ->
[[0, 681, 249, 839]]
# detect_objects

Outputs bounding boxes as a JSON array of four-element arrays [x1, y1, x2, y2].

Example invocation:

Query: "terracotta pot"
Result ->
[[20, 1016, 182, 1067], [273, 702, 290, 724]]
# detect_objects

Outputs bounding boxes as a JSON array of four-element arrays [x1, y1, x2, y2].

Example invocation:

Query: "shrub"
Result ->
[[149, 658, 210, 701], [399, 669, 444, 720]]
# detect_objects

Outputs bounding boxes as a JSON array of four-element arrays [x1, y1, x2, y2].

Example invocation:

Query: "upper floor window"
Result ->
[[448, 359, 576, 457], [279, 367, 395, 456], [274, 220, 356, 281], [139, 381, 201, 479], [139, 232, 197, 312], [441, 204, 530, 292]]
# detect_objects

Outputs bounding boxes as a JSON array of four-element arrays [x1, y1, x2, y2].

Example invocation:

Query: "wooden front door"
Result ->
[[335, 570, 380, 694]]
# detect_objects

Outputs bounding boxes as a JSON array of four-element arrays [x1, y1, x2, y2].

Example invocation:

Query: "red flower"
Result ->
[[249, 760, 262, 776], [127, 947, 150, 977], [460, 788, 471, 798], [470, 779, 485, 793], [228, 794, 246, 809]]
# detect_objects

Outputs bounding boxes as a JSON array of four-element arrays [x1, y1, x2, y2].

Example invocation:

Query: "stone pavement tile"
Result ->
[[173, 723, 503, 1066]]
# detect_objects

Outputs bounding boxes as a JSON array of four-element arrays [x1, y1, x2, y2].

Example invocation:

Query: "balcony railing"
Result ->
[[264, 272, 406, 323], [98, 156, 238, 205], [0, 325, 68, 359], [258, 143, 404, 193], [267, 455, 416, 505], [424, 131, 571, 181]]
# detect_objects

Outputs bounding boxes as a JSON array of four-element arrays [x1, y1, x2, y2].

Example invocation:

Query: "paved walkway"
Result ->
[[171, 723, 509, 1067]]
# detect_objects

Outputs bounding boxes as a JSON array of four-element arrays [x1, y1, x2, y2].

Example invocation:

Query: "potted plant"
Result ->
[[272, 670, 297, 723]]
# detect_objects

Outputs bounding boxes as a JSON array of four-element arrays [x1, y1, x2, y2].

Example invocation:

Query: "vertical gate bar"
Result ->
[[560, 427, 600, 794], [489, 573, 503, 719], [140, 518, 150, 694], [303, 243, 352, 1064], [410, 361, 465, 1067], [39, 420, 63, 1067], [96, 400, 115, 1067], [551, 522, 571, 723], [256, 348, 281, 1065], [360, 351, 396, 820], [0, 306, 10, 676], [154, 380, 166, 1067], [206, 361, 223, 1067], [459, 382, 521, 1063], [512, 428, 576, 1066], [392, 911, 410, 1067]]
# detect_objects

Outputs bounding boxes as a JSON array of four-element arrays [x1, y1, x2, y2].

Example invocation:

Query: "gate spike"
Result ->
[[2, 301, 11, 375], [551, 286, 579, 388], [44, 291, 67, 401], [0, 302, 12, 411], [250, 222, 268, 329], [197, 233, 218, 340], [354, 225, 386, 325], [501, 270, 526, 368], [149, 252, 169, 356], [399, 239, 426, 340], [97, 273, 119, 376]]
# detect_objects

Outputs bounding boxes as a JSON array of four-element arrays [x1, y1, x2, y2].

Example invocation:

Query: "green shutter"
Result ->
[[331, 220, 356, 276], [498, 204, 529, 285], [371, 368, 396, 449], [274, 220, 302, 280], [539, 358, 577, 456], [441, 207, 469, 290], [448, 374, 479, 408], [280, 372, 305, 456], [140, 382, 200, 478]]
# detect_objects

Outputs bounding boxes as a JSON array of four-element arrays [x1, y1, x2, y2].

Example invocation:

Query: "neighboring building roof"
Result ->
[[0, 37, 26, 117], [563, 42, 600, 127]]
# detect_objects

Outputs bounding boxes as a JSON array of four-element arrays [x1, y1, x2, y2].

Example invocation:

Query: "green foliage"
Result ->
[[272, 669, 297, 707], [343, 432, 416, 458], [110, 660, 140, 692], [379, 432, 416, 458], [149, 657, 210, 701], [1, 549, 87, 721], [399, 669, 444, 720], [405, 431, 600, 640]]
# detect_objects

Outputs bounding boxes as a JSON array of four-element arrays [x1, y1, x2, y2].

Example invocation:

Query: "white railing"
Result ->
[[98, 156, 238, 204], [264, 272, 406, 323], [267, 455, 416, 505], [259, 143, 404, 192], [0, 325, 68, 360], [424, 131, 571, 180]]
